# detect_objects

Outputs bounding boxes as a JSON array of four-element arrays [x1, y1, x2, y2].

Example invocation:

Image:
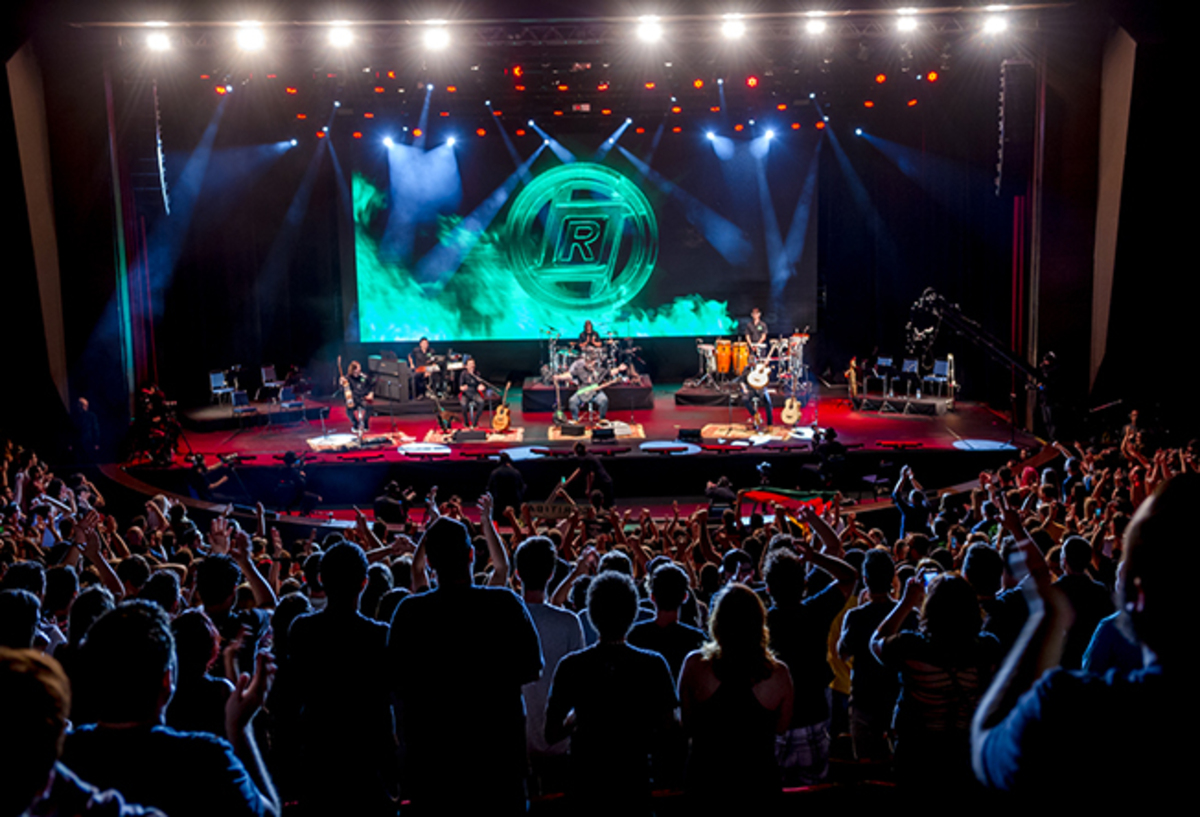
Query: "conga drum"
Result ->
[[732, 342, 750, 375], [715, 340, 732, 374]]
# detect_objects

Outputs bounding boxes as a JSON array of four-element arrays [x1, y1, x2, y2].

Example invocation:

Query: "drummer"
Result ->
[[743, 307, 768, 348], [577, 320, 603, 351]]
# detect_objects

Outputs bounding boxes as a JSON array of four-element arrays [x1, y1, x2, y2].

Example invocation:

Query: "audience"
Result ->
[[0, 427, 1192, 811]]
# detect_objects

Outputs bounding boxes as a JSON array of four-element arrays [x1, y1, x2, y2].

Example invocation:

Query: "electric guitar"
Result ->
[[492, 382, 512, 432]]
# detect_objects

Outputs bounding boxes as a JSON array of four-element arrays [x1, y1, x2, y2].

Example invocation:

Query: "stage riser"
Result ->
[[853, 396, 951, 415], [521, 379, 654, 413]]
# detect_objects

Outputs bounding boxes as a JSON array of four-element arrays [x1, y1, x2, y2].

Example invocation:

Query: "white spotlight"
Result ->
[[706, 132, 715, 140], [147, 32, 171, 51], [765, 129, 775, 140], [236, 22, 265, 51], [527, 119, 535, 127], [636, 16, 662, 43], [897, 14, 918, 33], [855, 128, 863, 136], [423, 23, 450, 51], [383, 137, 395, 148], [721, 14, 745, 40], [290, 138, 298, 146], [805, 20, 827, 35], [329, 26, 353, 48], [447, 137, 457, 147], [625, 117, 633, 124], [983, 16, 1008, 34], [334, 101, 342, 108]]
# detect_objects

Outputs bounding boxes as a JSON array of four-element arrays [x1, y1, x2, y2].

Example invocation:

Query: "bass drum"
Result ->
[[715, 339, 732, 374]]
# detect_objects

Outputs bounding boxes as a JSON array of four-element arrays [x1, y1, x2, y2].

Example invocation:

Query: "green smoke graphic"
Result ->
[[354, 171, 735, 342]]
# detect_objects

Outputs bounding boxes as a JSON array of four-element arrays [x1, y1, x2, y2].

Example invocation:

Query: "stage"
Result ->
[[139, 384, 1038, 519]]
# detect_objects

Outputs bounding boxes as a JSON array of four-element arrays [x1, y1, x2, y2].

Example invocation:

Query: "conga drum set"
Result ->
[[687, 331, 809, 396]]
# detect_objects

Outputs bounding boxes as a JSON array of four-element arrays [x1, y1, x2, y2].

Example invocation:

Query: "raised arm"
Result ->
[[478, 493, 510, 587]]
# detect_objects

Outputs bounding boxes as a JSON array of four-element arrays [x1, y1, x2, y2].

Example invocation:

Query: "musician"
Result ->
[[409, 337, 436, 397], [738, 363, 773, 430], [577, 320, 603, 350], [743, 307, 768, 347], [562, 355, 610, 423], [340, 360, 374, 433], [457, 357, 493, 429]]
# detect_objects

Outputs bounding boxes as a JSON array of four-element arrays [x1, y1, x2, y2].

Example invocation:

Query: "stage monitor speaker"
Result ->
[[454, 429, 488, 442], [592, 427, 616, 442], [677, 428, 703, 443], [560, 423, 586, 437]]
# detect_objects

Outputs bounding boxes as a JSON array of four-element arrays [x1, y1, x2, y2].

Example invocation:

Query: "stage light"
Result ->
[[334, 101, 341, 108], [671, 106, 682, 114], [693, 78, 704, 89], [527, 119, 534, 126], [493, 110, 503, 116], [515, 85, 526, 91], [983, 16, 1008, 34], [897, 15, 918, 33], [439, 112, 449, 117], [447, 137, 457, 146], [352, 132, 362, 139], [710, 106, 720, 112], [636, 16, 662, 43], [721, 14, 746, 39], [413, 128, 423, 137], [864, 100, 875, 108], [316, 131, 325, 139], [296, 113, 307, 120], [236, 22, 265, 51], [635, 127, 645, 134], [447, 86, 458, 93], [746, 76, 759, 88], [805, 19, 827, 35], [286, 86, 298, 95], [855, 128, 863, 136], [328, 25, 353, 48], [734, 123, 744, 132], [322, 126, 329, 133], [776, 103, 787, 111], [557, 84, 568, 91], [553, 110, 563, 116], [706, 131, 715, 140], [601, 109, 612, 115], [927, 70, 939, 82], [423, 24, 450, 51], [147, 32, 170, 51], [765, 129, 775, 140], [290, 138, 299, 146], [875, 73, 887, 84], [815, 121, 825, 130], [373, 86, 385, 93], [215, 86, 228, 95], [791, 122, 800, 130], [644, 81, 657, 90], [476, 128, 486, 137], [626, 117, 633, 124], [598, 82, 610, 91], [516, 128, 526, 136], [717, 78, 724, 85], [383, 136, 395, 147], [907, 98, 918, 107], [363, 112, 374, 119], [672, 126, 682, 133], [512, 65, 524, 78]]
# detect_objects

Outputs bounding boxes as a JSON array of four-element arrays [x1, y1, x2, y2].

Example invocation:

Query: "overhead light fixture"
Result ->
[[721, 14, 746, 39], [329, 24, 353, 48], [236, 21, 265, 51], [423, 21, 450, 51], [636, 16, 662, 43]]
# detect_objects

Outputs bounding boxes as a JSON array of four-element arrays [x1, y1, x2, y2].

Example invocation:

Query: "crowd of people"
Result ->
[[0, 427, 1192, 814]]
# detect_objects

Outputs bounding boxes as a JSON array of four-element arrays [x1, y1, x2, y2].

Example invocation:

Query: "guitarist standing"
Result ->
[[339, 359, 374, 433]]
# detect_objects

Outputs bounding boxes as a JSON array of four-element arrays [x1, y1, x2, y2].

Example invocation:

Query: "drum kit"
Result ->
[[689, 332, 810, 394], [540, 328, 643, 384]]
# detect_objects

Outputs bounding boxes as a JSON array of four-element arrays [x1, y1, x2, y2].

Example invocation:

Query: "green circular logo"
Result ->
[[506, 163, 658, 312]]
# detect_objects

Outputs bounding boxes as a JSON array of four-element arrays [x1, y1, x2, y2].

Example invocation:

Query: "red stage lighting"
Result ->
[[672, 126, 682, 133], [387, 71, 396, 79], [776, 103, 787, 111], [875, 73, 887, 84], [363, 112, 374, 119], [598, 82, 610, 91], [512, 65, 524, 78], [374, 86, 385, 93], [439, 111, 449, 117], [644, 81, 656, 90], [693, 78, 704, 89], [516, 128, 527, 136], [492, 110, 503, 116], [413, 128, 423, 137], [815, 121, 825, 130], [352, 132, 362, 139], [907, 98, 918, 107], [296, 113, 307, 120], [791, 122, 801, 130], [200, 74, 210, 79], [927, 71, 939, 82], [864, 100, 875, 108], [746, 76, 759, 88], [734, 123, 744, 132], [553, 110, 563, 116], [671, 105, 681, 114], [515, 85, 526, 91], [557, 84, 568, 91], [447, 85, 458, 93], [316, 131, 325, 138], [710, 106, 720, 112], [476, 128, 486, 136], [215, 86, 227, 95], [285, 86, 298, 95], [601, 109, 612, 115], [635, 127, 645, 134]]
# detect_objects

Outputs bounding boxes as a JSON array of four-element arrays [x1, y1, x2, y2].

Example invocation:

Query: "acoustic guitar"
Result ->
[[780, 396, 802, 426], [492, 382, 512, 432]]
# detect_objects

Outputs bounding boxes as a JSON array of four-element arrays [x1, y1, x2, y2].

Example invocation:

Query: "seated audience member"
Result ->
[[514, 536, 585, 796], [61, 601, 279, 817], [546, 571, 678, 815], [972, 474, 1191, 804], [678, 584, 794, 811], [0, 647, 164, 817]]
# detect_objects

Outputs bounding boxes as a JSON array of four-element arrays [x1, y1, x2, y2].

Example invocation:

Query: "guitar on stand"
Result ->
[[492, 382, 512, 433]]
